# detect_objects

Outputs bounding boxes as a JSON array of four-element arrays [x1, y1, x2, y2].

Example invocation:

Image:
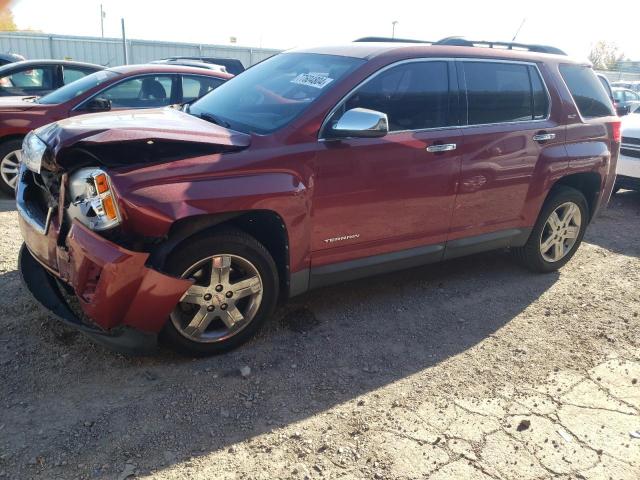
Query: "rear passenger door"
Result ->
[[448, 60, 564, 253]]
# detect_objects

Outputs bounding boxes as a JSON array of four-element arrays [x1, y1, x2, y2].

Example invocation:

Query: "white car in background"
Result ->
[[617, 113, 640, 191]]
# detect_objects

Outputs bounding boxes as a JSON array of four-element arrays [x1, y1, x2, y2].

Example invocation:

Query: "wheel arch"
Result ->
[[551, 171, 602, 222], [148, 210, 291, 301]]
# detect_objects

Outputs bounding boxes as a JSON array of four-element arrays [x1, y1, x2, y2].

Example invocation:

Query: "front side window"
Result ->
[[333, 61, 452, 132], [0, 66, 55, 93], [182, 75, 224, 103], [559, 64, 615, 118], [463, 61, 549, 125], [96, 75, 174, 108], [189, 53, 365, 134]]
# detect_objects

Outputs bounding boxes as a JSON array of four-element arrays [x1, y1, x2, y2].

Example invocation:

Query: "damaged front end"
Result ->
[[17, 108, 251, 353]]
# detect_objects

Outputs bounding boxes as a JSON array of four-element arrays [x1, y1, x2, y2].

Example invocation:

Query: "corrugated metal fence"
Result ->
[[0, 31, 281, 68], [596, 70, 640, 83]]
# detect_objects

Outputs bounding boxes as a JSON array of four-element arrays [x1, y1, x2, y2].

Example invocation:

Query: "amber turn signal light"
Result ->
[[101, 195, 117, 220], [94, 173, 109, 194]]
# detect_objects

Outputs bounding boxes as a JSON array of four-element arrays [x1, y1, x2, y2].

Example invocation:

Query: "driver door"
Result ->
[[311, 60, 463, 268]]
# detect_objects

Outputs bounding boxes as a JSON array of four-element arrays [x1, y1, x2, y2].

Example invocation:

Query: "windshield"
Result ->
[[38, 70, 119, 105], [189, 53, 364, 134]]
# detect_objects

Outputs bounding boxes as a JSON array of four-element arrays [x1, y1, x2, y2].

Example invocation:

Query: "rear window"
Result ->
[[559, 65, 615, 118], [463, 62, 549, 125]]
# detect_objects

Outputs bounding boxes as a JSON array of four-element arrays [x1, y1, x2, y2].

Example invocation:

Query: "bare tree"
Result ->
[[588, 41, 625, 70]]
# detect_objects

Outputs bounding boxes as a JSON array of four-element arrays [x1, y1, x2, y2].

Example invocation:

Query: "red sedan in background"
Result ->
[[0, 64, 232, 194]]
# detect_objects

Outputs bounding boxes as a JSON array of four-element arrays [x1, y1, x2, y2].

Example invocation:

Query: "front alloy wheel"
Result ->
[[163, 229, 278, 356], [0, 149, 20, 193], [171, 254, 263, 343]]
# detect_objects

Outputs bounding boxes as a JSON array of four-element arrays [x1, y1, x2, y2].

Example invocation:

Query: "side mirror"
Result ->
[[328, 108, 389, 139], [83, 97, 112, 112]]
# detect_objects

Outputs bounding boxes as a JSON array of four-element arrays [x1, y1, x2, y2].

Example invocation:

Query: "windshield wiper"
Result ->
[[197, 112, 231, 128]]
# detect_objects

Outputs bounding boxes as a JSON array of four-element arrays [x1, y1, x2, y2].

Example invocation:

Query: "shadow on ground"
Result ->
[[0, 247, 560, 478], [0, 198, 15, 213], [585, 189, 640, 257]]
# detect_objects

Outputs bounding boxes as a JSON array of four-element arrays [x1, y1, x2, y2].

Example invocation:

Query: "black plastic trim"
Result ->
[[309, 243, 445, 289], [443, 228, 532, 260]]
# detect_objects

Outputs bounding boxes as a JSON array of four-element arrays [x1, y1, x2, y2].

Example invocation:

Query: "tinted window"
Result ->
[[189, 53, 364, 134], [63, 67, 93, 85], [559, 64, 615, 118], [0, 66, 55, 92], [38, 70, 119, 105], [97, 75, 173, 108], [463, 62, 548, 125], [337, 61, 451, 131], [182, 75, 224, 103]]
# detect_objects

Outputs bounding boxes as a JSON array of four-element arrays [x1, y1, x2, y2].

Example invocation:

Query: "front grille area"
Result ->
[[16, 166, 61, 234], [622, 136, 640, 146]]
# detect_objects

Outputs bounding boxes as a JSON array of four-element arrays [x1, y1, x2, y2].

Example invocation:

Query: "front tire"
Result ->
[[513, 186, 588, 273], [0, 139, 23, 196], [162, 228, 279, 356]]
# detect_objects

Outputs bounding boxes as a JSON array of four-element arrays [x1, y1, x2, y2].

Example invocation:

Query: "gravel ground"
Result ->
[[0, 192, 639, 480]]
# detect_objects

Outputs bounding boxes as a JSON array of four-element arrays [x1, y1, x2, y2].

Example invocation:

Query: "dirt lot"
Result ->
[[0, 192, 639, 480]]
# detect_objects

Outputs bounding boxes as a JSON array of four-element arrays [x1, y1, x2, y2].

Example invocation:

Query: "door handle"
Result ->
[[426, 143, 457, 153], [533, 133, 556, 142]]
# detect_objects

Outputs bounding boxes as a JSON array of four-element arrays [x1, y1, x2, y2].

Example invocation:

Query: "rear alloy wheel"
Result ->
[[0, 139, 23, 196], [163, 229, 278, 356], [539, 202, 582, 263], [513, 186, 588, 273]]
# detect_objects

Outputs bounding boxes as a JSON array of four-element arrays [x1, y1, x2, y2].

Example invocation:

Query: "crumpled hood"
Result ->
[[622, 113, 640, 140], [36, 107, 251, 157]]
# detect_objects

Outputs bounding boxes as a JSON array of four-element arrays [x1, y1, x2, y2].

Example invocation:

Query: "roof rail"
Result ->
[[434, 36, 567, 55], [353, 36, 566, 56], [353, 36, 433, 44]]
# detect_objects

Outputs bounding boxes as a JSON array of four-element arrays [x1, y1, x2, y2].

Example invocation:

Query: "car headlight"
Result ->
[[22, 131, 47, 174], [67, 167, 121, 231]]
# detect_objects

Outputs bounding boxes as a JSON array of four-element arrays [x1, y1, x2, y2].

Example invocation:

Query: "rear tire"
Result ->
[[513, 186, 588, 273], [161, 228, 279, 356], [0, 139, 23, 196]]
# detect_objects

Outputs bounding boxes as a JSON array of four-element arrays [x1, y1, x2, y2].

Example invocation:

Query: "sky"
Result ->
[[9, 0, 640, 61]]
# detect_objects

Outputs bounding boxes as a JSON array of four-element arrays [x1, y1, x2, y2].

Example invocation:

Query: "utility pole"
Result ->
[[100, 4, 105, 37], [391, 21, 398, 39], [121, 18, 128, 65]]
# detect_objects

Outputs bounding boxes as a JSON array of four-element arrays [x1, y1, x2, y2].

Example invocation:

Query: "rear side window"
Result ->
[[559, 65, 614, 118], [463, 62, 549, 125], [182, 75, 224, 103], [341, 61, 452, 131]]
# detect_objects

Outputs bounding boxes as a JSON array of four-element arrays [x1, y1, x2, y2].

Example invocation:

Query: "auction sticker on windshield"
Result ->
[[291, 72, 333, 89]]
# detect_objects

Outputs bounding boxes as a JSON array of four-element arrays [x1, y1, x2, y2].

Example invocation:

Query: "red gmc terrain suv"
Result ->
[[17, 39, 621, 356]]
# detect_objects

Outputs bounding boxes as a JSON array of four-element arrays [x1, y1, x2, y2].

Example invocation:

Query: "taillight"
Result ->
[[611, 120, 622, 143]]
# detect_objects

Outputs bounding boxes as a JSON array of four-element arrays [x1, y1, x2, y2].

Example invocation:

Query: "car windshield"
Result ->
[[188, 53, 364, 134], [37, 70, 119, 105]]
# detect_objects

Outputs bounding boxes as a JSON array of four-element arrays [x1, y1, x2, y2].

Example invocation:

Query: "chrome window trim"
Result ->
[[72, 72, 178, 111], [318, 57, 553, 141]]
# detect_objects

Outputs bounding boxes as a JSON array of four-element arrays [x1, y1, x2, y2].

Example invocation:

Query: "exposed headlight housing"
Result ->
[[22, 131, 47, 174], [67, 167, 121, 231]]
